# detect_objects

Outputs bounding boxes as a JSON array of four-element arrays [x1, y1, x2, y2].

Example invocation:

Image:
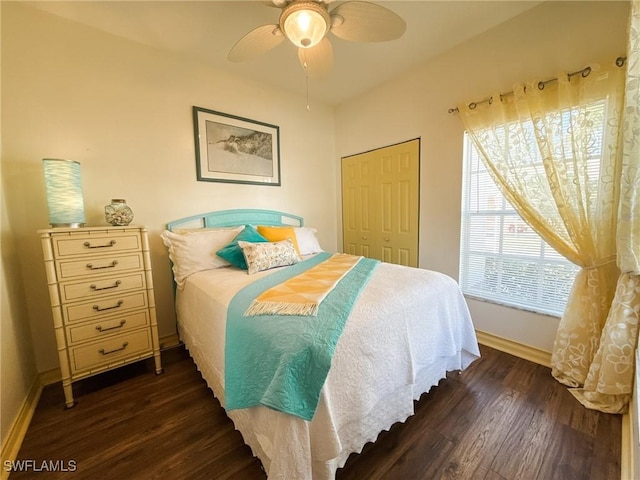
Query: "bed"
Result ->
[[162, 209, 480, 479]]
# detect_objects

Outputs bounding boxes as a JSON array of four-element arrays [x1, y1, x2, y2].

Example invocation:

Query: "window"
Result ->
[[459, 133, 581, 317]]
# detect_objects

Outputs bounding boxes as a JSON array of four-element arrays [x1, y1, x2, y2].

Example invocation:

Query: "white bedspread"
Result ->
[[176, 260, 480, 479]]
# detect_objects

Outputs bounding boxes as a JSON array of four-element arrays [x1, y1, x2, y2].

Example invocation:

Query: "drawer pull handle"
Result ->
[[86, 260, 118, 270], [95, 320, 126, 332], [84, 240, 117, 249], [98, 342, 129, 356], [93, 300, 124, 312], [90, 280, 122, 291]]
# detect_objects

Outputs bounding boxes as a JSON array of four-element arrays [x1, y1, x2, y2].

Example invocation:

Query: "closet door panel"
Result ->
[[342, 157, 376, 258], [342, 139, 419, 267], [376, 141, 419, 266]]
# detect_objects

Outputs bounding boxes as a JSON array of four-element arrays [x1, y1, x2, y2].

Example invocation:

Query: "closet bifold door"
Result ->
[[341, 139, 419, 267]]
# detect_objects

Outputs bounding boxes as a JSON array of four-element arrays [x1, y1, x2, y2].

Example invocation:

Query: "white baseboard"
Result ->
[[475, 329, 552, 367], [160, 333, 181, 350], [623, 347, 640, 480], [622, 412, 632, 480], [0, 375, 43, 480]]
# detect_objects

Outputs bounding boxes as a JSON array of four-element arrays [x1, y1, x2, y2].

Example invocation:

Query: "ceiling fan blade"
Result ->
[[228, 24, 285, 62], [329, 1, 406, 42], [298, 38, 333, 78]]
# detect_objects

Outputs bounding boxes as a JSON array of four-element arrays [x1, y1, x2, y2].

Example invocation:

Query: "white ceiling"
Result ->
[[25, 0, 543, 106]]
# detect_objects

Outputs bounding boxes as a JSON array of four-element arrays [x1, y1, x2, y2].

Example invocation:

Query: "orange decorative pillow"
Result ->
[[256, 225, 301, 257]]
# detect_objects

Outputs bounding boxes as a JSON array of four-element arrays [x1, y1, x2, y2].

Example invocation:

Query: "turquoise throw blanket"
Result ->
[[225, 253, 379, 421]]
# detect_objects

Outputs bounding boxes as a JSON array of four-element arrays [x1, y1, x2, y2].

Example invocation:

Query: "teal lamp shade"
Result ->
[[43, 159, 86, 228]]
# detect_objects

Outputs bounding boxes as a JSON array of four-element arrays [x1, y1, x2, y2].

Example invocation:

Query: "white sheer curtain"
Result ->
[[457, 2, 637, 413]]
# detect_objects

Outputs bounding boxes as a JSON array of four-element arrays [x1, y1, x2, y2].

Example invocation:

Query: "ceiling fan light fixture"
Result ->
[[280, 1, 329, 48]]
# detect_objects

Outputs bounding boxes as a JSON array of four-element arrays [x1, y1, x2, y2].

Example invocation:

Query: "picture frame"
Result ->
[[193, 106, 281, 186]]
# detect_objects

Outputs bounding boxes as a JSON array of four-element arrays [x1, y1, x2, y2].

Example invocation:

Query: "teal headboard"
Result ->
[[167, 209, 304, 231]]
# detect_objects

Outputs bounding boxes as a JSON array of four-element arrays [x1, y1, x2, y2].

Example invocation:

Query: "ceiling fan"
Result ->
[[227, 0, 406, 78]]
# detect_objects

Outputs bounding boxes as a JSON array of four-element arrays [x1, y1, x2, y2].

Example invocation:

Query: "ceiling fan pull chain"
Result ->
[[304, 61, 311, 112]]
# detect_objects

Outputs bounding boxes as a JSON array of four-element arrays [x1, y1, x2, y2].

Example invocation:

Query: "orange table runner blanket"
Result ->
[[244, 253, 362, 317]]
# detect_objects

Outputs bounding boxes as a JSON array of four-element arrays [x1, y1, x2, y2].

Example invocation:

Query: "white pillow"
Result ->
[[161, 226, 244, 288], [238, 239, 300, 275], [294, 227, 323, 255]]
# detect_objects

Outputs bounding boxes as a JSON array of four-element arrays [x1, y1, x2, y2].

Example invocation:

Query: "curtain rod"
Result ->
[[447, 56, 627, 114]]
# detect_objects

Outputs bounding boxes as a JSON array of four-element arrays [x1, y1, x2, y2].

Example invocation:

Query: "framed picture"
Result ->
[[193, 106, 281, 186]]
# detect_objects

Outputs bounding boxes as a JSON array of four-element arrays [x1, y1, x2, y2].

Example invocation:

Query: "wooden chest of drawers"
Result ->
[[39, 225, 162, 407]]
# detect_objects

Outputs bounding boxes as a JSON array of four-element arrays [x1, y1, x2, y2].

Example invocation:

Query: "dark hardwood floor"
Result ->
[[10, 344, 620, 480]]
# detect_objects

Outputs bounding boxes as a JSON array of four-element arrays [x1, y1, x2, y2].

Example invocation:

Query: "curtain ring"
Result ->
[[581, 66, 592, 78], [537, 81, 545, 90], [488, 96, 494, 105], [468, 102, 477, 110], [616, 56, 626, 68]]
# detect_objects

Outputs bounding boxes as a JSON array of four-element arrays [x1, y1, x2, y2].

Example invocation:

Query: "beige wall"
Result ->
[[0, 0, 39, 454], [335, 1, 630, 352], [1, 2, 337, 374], [0, 179, 38, 457]]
